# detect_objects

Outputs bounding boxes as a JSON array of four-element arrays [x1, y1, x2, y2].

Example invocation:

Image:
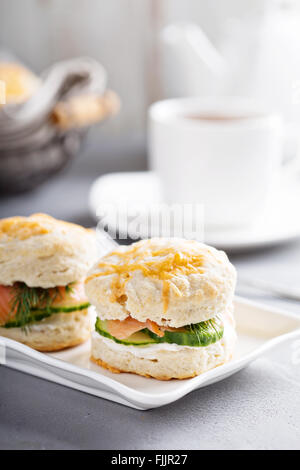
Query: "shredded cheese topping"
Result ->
[[0, 217, 50, 240], [0, 213, 90, 241], [86, 239, 216, 312]]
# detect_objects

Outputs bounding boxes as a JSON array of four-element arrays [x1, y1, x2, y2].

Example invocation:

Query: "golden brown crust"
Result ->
[[91, 356, 122, 374], [90, 355, 229, 380], [91, 356, 174, 380], [23, 332, 90, 352]]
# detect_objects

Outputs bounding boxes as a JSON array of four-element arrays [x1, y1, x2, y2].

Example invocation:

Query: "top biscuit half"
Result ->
[[85, 238, 236, 327], [0, 213, 97, 288]]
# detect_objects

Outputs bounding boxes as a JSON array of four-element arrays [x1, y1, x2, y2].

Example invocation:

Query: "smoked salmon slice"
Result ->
[[106, 317, 146, 340], [107, 316, 168, 340], [146, 320, 165, 337], [0, 282, 88, 326], [51, 282, 87, 307], [0, 285, 14, 325]]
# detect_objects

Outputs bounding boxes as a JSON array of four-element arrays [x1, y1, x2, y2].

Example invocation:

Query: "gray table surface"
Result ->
[[0, 138, 299, 450]]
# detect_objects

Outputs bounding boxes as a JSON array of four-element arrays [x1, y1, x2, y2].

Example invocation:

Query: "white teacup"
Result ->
[[148, 97, 283, 229]]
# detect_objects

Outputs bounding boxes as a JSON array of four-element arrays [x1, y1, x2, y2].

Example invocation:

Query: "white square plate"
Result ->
[[1, 297, 300, 410]]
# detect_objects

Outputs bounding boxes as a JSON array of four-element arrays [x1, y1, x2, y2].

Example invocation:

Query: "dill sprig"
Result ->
[[65, 283, 74, 295], [9, 283, 64, 330]]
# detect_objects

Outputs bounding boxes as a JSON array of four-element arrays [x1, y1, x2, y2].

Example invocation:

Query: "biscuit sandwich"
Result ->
[[85, 238, 237, 380], [0, 213, 97, 351]]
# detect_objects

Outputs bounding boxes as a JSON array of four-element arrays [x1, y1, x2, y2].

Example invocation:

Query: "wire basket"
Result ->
[[0, 57, 120, 194]]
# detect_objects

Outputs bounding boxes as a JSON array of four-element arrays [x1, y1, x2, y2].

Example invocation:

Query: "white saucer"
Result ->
[[89, 171, 300, 253]]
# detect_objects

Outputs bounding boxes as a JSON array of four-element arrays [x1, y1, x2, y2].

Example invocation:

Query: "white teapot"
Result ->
[[160, 0, 300, 154]]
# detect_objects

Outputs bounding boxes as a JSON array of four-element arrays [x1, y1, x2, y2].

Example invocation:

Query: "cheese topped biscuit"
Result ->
[[85, 238, 236, 328], [0, 213, 97, 288]]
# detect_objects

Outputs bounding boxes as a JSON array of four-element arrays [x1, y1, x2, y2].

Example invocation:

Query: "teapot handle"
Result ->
[[0, 57, 107, 138], [162, 22, 228, 77]]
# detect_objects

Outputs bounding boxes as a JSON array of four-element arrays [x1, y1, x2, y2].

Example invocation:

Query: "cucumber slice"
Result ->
[[95, 316, 224, 347], [147, 316, 224, 347], [95, 318, 157, 346], [3, 302, 90, 328], [31, 302, 90, 314], [3, 311, 53, 328]]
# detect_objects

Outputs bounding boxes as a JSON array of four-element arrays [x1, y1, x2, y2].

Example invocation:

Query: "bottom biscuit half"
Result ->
[[90, 326, 236, 380], [0, 308, 94, 352]]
